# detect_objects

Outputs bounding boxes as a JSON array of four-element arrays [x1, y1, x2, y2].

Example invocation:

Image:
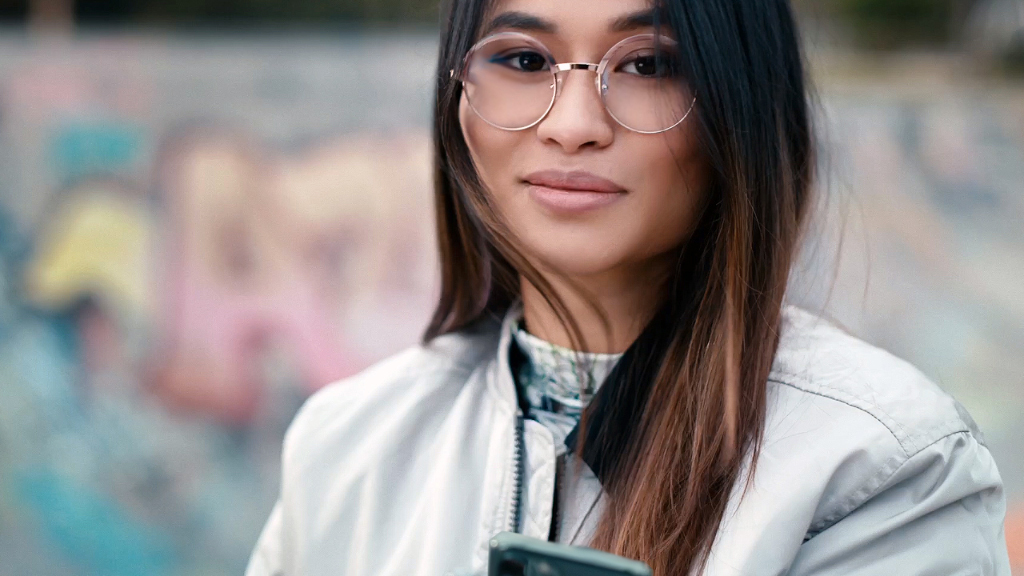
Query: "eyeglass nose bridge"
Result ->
[[549, 62, 606, 98], [553, 63, 599, 72]]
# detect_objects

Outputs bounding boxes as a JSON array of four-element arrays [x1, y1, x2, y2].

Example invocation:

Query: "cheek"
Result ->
[[459, 96, 538, 233], [460, 96, 520, 193], [458, 96, 479, 160], [646, 123, 704, 192], [628, 130, 708, 251]]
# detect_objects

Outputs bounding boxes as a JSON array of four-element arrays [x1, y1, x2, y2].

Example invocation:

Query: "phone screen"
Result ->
[[488, 532, 651, 576]]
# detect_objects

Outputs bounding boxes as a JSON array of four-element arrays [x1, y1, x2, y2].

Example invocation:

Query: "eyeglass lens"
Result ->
[[462, 34, 694, 133]]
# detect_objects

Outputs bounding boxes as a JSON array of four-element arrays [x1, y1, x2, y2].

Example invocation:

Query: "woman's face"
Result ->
[[459, 0, 709, 281]]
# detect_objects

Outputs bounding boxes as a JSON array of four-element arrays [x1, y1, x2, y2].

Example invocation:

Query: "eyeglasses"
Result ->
[[454, 32, 697, 135]]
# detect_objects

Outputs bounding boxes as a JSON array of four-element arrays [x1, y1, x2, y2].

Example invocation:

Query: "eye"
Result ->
[[617, 51, 680, 78], [491, 49, 549, 73]]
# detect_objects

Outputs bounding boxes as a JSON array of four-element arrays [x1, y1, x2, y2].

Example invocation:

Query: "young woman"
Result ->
[[246, 0, 1011, 574]]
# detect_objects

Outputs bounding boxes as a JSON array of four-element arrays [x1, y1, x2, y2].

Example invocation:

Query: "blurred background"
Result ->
[[0, 0, 1020, 574]]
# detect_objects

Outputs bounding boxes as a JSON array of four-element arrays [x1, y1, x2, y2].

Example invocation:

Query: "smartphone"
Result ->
[[488, 532, 651, 576]]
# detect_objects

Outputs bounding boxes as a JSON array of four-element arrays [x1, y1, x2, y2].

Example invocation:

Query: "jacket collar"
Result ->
[[486, 303, 528, 416]]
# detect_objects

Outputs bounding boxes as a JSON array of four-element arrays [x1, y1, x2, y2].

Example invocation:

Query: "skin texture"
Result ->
[[459, 0, 710, 353]]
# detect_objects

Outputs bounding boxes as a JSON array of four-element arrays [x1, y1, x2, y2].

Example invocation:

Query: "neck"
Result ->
[[520, 254, 673, 354]]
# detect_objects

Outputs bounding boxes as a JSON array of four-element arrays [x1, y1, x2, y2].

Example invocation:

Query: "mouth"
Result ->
[[521, 170, 627, 215], [522, 170, 626, 194]]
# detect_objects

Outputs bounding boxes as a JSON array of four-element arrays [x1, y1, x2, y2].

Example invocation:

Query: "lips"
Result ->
[[522, 170, 627, 215], [522, 170, 626, 194]]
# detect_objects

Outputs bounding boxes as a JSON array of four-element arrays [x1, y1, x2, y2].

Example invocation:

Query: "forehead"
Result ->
[[483, 0, 658, 40]]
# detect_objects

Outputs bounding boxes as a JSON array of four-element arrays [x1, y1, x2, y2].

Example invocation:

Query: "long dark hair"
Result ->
[[425, 1, 815, 573]]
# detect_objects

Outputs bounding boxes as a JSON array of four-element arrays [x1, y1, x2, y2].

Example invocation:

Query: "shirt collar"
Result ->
[[511, 314, 623, 406], [498, 301, 676, 486]]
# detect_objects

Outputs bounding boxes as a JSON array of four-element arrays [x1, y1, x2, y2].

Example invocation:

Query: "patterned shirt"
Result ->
[[511, 317, 624, 455]]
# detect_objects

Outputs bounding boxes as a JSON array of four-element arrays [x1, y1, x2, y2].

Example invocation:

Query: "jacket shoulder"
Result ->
[[281, 317, 502, 476], [748, 307, 1004, 542], [769, 305, 983, 457], [758, 306, 1003, 536], [746, 308, 1010, 573]]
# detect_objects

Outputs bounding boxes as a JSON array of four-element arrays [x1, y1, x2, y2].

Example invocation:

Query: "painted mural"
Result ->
[[0, 34, 438, 574]]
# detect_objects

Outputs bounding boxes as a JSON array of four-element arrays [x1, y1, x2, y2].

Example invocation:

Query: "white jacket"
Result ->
[[246, 305, 1010, 576]]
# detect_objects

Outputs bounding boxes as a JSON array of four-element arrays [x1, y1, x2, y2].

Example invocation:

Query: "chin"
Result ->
[[522, 238, 628, 279]]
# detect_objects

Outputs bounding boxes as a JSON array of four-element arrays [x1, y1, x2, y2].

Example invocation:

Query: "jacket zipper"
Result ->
[[509, 414, 525, 533], [548, 452, 564, 542]]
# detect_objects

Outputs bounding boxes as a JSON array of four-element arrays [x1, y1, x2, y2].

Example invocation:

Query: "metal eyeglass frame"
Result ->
[[451, 31, 698, 135]]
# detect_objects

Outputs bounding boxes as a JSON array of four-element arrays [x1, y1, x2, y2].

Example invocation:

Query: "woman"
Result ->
[[246, 0, 1011, 574]]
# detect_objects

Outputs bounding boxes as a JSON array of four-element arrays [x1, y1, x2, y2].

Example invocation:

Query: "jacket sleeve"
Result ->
[[245, 501, 284, 576], [786, 430, 1011, 575]]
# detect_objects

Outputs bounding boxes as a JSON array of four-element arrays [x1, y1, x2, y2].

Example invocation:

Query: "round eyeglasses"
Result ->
[[455, 32, 697, 135]]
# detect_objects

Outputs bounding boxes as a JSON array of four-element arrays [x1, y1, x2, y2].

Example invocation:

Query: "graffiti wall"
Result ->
[[0, 32, 439, 575], [0, 31, 1021, 575]]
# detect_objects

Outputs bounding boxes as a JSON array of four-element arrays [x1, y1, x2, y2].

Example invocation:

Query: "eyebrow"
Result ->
[[482, 11, 556, 36], [610, 8, 662, 33], [482, 8, 662, 36]]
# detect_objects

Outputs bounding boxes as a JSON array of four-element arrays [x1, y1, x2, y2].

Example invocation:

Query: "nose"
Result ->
[[535, 70, 615, 153]]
